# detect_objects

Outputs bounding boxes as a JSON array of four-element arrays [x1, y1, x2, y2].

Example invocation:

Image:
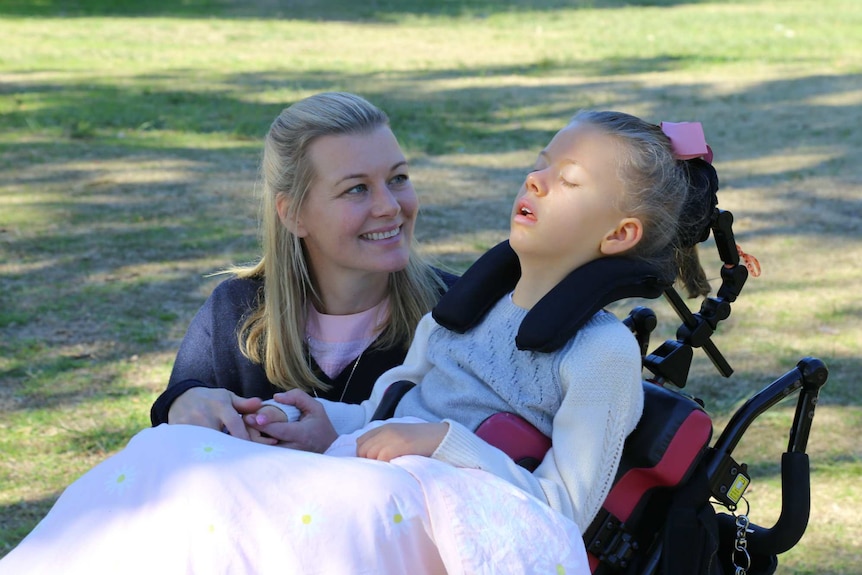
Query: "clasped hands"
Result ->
[[168, 386, 446, 459]]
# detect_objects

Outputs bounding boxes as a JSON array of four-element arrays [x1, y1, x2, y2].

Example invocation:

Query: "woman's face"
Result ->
[[291, 126, 418, 291]]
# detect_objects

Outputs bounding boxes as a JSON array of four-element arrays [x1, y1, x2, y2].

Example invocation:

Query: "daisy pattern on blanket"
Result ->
[[192, 440, 226, 461], [104, 465, 136, 495], [295, 499, 325, 537]]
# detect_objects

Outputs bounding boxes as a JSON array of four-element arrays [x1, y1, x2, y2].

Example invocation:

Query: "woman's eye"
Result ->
[[344, 183, 368, 195], [390, 174, 409, 186]]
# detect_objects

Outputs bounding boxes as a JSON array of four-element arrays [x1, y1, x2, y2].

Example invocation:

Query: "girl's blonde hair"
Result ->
[[571, 110, 712, 297], [229, 92, 445, 393]]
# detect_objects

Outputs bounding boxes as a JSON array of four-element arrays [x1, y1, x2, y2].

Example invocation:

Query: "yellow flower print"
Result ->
[[295, 501, 325, 539], [193, 441, 225, 461], [104, 465, 136, 495], [387, 504, 413, 538]]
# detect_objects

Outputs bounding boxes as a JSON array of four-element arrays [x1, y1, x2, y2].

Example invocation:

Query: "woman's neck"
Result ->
[[314, 271, 390, 315]]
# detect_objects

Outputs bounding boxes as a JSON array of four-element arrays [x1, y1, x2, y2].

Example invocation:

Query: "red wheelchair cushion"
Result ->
[[475, 412, 551, 471]]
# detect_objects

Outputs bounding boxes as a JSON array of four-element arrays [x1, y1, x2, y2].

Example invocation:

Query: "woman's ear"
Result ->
[[600, 217, 643, 256], [275, 193, 307, 237]]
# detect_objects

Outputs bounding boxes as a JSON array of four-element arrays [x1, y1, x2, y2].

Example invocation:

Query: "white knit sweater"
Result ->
[[314, 297, 644, 532]]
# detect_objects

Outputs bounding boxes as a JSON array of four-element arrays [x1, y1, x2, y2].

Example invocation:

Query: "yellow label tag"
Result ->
[[727, 474, 750, 504]]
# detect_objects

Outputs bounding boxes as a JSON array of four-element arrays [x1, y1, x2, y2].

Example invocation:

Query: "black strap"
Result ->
[[432, 241, 671, 352]]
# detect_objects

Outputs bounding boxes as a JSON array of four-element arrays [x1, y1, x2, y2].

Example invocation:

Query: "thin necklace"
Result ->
[[310, 348, 364, 402], [338, 350, 364, 402]]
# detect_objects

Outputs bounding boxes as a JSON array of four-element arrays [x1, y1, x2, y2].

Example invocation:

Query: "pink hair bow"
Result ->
[[660, 121, 713, 164]]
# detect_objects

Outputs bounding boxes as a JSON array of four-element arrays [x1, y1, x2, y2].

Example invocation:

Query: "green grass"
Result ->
[[1, 0, 861, 572]]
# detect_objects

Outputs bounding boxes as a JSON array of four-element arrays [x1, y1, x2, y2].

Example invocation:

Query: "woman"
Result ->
[[150, 92, 457, 443]]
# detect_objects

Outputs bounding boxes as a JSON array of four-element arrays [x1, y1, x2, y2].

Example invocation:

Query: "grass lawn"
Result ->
[[1, 0, 861, 572]]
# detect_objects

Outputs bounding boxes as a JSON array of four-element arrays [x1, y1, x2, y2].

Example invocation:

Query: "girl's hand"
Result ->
[[356, 422, 449, 462], [244, 389, 338, 453], [246, 404, 290, 426], [242, 405, 288, 446]]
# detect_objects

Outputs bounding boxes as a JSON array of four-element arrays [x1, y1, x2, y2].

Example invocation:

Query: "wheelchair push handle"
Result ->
[[717, 451, 811, 558], [708, 357, 827, 472], [712, 357, 827, 563], [787, 357, 829, 454]]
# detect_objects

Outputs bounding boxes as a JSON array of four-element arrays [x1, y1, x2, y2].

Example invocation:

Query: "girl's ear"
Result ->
[[600, 217, 643, 256], [275, 193, 308, 237]]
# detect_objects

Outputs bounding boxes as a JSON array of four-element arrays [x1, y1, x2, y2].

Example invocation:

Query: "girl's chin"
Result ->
[[507, 231, 528, 252]]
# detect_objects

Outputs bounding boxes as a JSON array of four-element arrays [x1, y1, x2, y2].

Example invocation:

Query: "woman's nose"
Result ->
[[372, 184, 401, 216]]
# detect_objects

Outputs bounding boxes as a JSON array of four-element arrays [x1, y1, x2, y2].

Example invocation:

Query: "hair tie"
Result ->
[[734, 244, 762, 277], [660, 121, 714, 164]]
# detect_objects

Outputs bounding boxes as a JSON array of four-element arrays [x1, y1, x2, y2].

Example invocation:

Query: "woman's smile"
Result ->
[[361, 225, 402, 242]]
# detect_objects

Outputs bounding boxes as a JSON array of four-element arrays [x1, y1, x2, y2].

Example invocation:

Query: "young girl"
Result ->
[[0, 111, 714, 575]]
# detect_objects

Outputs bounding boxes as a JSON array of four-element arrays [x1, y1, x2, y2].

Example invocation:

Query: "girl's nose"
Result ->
[[525, 170, 548, 197]]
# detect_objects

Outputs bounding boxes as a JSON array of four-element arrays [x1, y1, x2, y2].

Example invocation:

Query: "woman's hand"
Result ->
[[356, 422, 448, 462], [244, 389, 338, 453], [168, 387, 263, 440]]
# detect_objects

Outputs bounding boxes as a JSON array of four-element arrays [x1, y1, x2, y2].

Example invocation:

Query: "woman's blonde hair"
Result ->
[[229, 92, 445, 393]]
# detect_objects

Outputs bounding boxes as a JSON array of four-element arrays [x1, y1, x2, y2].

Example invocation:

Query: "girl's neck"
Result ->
[[512, 264, 564, 310], [512, 257, 594, 310]]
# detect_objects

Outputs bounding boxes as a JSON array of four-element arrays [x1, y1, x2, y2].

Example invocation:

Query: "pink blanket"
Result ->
[[0, 422, 588, 574]]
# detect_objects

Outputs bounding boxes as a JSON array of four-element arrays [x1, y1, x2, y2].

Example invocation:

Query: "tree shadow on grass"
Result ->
[[0, 497, 56, 557], [0, 0, 719, 20], [1, 62, 860, 414]]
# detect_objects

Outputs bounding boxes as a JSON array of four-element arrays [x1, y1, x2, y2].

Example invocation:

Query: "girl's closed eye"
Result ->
[[559, 164, 580, 188]]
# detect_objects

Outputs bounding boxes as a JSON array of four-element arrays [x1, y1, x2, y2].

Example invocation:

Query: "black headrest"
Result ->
[[432, 241, 672, 353]]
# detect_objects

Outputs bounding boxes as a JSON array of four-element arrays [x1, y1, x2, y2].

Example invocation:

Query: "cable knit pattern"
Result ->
[[316, 301, 644, 532], [394, 296, 561, 436]]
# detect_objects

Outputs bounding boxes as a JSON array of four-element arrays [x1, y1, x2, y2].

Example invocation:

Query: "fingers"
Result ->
[[220, 409, 251, 441], [272, 389, 319, 414], [245, 425, 278, 446], [255, 415, 338, 453], [246, 405, 288, 427], [356, 422, 449, 461], [355, 430, 379, 460], [168, 387, 226, 430], [231, 393, 263, 415]]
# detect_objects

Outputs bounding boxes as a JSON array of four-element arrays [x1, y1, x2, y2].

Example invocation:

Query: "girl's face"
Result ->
[[289, 126, 418, 292], [510, 121, 633, 274]]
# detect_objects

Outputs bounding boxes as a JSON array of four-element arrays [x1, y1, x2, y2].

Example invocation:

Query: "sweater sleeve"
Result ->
[[150, 288, 220, 425], [317, 312, 439, 434], [430, 316, 644, 532], [150, 278, 269, 426]]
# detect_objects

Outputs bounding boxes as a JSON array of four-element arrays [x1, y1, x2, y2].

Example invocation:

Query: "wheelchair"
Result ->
[[374, 201, 827, 574]]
